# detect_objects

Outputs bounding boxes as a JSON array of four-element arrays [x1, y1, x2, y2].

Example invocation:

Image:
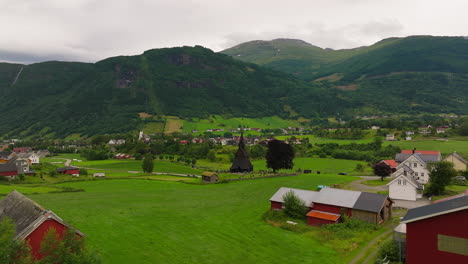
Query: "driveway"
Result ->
[[392, 198, 431, 209], [347, 176, 388, 193]]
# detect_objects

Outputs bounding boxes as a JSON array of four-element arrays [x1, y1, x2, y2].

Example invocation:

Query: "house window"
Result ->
[[414, 163, 417, 167], [403, 180, 407, 185], [398, 180, 402, 185], [415, 172, 418, 176], [421, 173, 424, 177], [404, 171, 407, 176]]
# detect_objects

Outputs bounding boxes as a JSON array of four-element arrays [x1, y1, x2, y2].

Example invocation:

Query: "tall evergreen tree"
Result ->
[[142, 153, 154, 173]]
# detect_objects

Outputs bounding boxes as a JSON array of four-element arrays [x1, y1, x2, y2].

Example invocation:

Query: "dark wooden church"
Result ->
[[230, 132, 253, 173]]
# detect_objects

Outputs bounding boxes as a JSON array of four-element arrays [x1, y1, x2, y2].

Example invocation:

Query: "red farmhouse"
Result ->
[[0, 162, 18, 178], [401, 195, 468, 264], [57, 166, 79, 175], [0, 191, 84, 260]]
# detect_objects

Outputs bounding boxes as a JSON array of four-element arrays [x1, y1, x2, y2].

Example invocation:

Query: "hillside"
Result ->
[[222, 36, 468, 116], [0, 46, 340, 138]]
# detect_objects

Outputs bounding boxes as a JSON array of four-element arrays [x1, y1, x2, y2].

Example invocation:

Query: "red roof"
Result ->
[[306, 210, 341, 221], [401, 150, 440, 155], [383, 159, 398, 168]]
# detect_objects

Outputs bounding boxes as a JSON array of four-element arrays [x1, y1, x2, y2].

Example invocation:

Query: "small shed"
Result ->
[[202, 171, 219, 183], [93, 173, 106, 178], [57, 166, 79, 175]]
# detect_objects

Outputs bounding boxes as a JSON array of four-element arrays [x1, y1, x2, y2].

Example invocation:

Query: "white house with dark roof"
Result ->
[[387, 174, 424, 201]]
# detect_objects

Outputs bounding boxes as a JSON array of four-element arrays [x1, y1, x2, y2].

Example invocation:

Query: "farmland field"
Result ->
[[29, 173, 359, 264], [383, 139, 468, 156], [178, 115, 303, 133]]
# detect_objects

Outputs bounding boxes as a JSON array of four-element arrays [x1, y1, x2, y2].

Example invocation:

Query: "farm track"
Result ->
[[348, 228, 392, 264]]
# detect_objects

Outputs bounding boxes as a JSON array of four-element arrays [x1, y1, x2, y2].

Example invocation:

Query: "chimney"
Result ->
[[412, 148, 416, 154]]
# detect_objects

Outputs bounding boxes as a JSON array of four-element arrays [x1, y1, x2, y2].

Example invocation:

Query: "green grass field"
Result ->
[[180, 115, 303, 133], [28, 173, 359, 264], [0, 184, 64, 195], [383, 139, 468, 156]]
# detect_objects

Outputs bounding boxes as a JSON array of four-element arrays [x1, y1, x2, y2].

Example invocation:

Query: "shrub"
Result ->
[[375, 240, 403, 264], [282, 191, 308, 219], [134, 153, 142, 160], [79, 168, 88, 176]]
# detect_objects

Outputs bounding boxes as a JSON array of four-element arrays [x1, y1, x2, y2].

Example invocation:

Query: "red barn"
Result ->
[[0, 191, 84, 260], [269, 187, 392, 226], [57, 166, 79, 175], [401, 195, 468, 264]]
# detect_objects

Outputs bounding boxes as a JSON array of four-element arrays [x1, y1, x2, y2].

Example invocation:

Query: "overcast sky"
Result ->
[[1, 0, 467, 64]]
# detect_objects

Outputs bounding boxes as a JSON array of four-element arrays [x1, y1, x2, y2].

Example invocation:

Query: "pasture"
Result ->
[[383, 138, 468, 156], [29, 174, 359, 264]]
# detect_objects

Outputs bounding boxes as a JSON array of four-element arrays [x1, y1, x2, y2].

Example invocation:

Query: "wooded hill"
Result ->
[[0, 46, 341, 137], [1, 36, 468, 138], [222, 35, 468, 116]]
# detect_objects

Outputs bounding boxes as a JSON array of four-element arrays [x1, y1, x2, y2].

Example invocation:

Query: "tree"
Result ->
[[36, 228, 101, 264], [207, 149, 216, 162], [0, 217, 32, 264], [426, 161, 457, 196], [266, 140, 295, 172], [373, 162, 392, 181], [142, 153, 154, 173], [282, 191, 308, 219]]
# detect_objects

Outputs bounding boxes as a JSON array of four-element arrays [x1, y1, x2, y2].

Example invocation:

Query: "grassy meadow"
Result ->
[[28, 173, 360, 264]]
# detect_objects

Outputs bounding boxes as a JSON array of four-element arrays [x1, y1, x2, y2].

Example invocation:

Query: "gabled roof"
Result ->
[[401, 150, 440, 155], [0, 162, 18, 173], [446, 152, 467, 164], [201, 171, 217, 177], [401, 195, 468, 224], [0, 190, 46, 237], [353, 192, 391, 213], [0, 191, 84, 239], [269, 187, 319, 206], [313, 188, 361, 208], [383, 160, 398, 168], [387, 174, 422, 189]]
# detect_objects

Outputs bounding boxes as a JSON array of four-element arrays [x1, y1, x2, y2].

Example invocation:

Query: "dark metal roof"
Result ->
[[401, 195, 468, 223], [395, 153, 441, 163], [0, 162, 17, 173], [0, 190, 46, 236], [353, 192, 390, 213]]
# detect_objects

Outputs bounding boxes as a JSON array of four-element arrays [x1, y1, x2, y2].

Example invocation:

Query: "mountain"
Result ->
[[0, 46, 341, 138], [221, 36, 468, 81], [222, 36, 468, 115]]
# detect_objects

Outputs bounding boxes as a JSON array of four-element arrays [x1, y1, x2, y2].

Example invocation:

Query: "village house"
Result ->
[[201, 171, 219, 183], [13, 147, 32, 153], [405, 131, 415, 136], [36, 149, 51, 158], [0, 191, 84, 260], [17, 152, 40, 164], [436, 127, 446, 134], [443, 152, 467, 171], [0, 162, 18, 179], [371, 126, 380, 130], [387, 174, 424, 201], [386, 134, 395, 141], [401, 195, 468, 264], [108, 139, 126, 146], [378, 159, 398, 172], [270, 187, 392, 226]]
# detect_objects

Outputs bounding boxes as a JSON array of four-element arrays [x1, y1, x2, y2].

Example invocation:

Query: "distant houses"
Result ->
[[0, 191, 84, 260], [270, 187, 392, 226]]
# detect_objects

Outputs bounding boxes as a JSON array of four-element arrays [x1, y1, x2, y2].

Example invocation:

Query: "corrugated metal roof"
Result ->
[[353, 192, 389, 213], [395, 153, 440, 163], [314, 188, 361, 208], [306, 210, 340, 221], [269, 187, 319, 206], [401, 150, 440, 155], [401, 195, 468, 223]]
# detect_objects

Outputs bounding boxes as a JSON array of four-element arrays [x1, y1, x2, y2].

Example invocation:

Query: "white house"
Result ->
[[393, 154, 430, 184], [386, 134, 395, 141], [17, 153, 40, 164], [387, 174, 423, 201]]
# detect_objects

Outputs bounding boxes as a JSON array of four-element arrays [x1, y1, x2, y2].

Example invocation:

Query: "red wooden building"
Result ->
[[401, 195, 468, 264], [57, 166, 79, 175], [0, 190, 84, 260], [0, 162, 18, 178], [270, 187, 392, 226]]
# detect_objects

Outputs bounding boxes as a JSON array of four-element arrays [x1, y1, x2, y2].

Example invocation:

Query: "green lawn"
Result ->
[[432, 184, 468, 200], [28, 175, 359, 264], [252, 157, 367, 175], [0, 184, 64, 195], [361, 178, 392, 186], [181, 115, 303, 133], [383, 139, 468, 156]]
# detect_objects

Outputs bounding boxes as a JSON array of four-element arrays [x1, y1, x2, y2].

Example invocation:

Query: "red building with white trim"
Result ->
[[401, 195, 468, 264], [0, 191, 84, 260]]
